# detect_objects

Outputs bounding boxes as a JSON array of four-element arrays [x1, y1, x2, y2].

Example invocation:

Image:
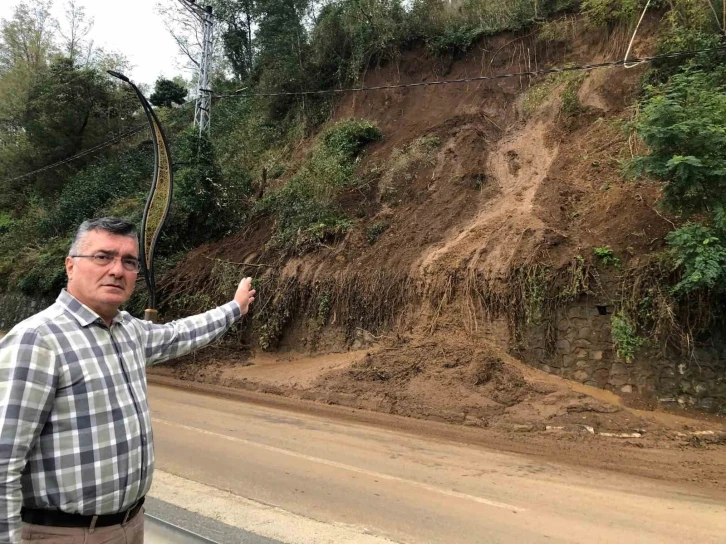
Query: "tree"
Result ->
[[253, 0, 311, 118], [56, 0, 95, 66], [150, 78, 188, 108], [212, 0, 256, 79], [0, 1, 56, 74], [19, 57, 139, 196], [156, 0, 226, 74]]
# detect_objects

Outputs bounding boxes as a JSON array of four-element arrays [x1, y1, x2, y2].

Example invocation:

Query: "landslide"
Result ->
[[153, 17, 726, 458]]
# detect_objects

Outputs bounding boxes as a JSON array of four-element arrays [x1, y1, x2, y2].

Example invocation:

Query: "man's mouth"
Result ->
[[103, 284, 125, 291]]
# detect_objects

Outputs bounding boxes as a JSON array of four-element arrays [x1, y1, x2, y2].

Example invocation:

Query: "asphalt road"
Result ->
[[147, 384, 726, 544]]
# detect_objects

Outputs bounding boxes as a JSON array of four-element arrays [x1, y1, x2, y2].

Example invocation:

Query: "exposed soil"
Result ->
[[152, 16, 725, 488]]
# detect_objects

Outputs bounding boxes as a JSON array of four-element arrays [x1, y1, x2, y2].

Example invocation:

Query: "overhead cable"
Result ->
[[214, 45, 726, 99]]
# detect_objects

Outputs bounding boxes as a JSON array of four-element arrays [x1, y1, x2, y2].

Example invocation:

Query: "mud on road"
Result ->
[[149, 342, 726, 496]]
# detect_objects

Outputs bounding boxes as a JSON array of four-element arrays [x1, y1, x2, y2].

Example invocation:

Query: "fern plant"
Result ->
[[666, 220, 726, 294]]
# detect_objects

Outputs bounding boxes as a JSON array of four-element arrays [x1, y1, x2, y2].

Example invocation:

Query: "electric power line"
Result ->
[[214, 45, 726, 98], [1, 125, 147, 185]]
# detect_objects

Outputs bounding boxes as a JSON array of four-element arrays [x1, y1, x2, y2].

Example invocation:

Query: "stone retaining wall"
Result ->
[[519, 297, 726, 414]]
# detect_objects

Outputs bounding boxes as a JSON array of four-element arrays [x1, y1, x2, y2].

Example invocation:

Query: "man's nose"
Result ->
[[108, 258, 126, 276]]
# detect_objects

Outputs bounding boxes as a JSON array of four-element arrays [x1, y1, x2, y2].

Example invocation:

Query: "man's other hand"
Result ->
[[234, 277, 256, 315]]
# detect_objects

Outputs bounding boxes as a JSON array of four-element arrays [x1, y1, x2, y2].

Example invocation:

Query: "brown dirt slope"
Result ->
[[165, 18, 670, 286], [153, 16, 725, 476]]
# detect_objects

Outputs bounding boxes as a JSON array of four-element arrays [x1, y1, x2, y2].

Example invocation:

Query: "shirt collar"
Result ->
[[57, 289, 126, 328]]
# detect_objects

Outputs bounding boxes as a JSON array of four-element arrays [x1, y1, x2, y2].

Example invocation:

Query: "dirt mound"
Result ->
[[152, 334, 722, 442], [309, 336, 661, 434]]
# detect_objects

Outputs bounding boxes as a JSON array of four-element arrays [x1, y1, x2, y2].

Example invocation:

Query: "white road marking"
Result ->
[[154, 418, 524, 512]]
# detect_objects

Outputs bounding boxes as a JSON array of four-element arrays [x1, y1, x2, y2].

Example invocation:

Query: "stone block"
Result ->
[[574, 370, 589, 382], [609, 375, 631, 388], [693, 349, 713, 364], [658, 377, 678, 394], [548, 359, 562, 370], [557, 319, 569, 332], [693, 382, 709, 396], [577, 327, 592, 340], [591, 350, 603, 360], [566, 306, 583, 319], [555, 339, 571, 351], [575, 359, 591, 370], [592, 369, 610, 387], [574, 348, 588, 359], [562, 355, 575, 368], [573, 339, 593, 349], [621, 385, 634, 394]]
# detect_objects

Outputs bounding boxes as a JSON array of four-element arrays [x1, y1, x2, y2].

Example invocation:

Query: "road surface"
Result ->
[[147, 384, 726, 543]]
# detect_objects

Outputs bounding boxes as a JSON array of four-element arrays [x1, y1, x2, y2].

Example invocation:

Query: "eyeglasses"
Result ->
[[70, 253, 141, 272]]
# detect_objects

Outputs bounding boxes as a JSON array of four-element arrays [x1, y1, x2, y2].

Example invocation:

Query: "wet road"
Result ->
[[148, 384, 726, 544]]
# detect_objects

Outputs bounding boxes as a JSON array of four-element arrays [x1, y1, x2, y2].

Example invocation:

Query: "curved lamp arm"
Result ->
[[108, 70, 174, 323]]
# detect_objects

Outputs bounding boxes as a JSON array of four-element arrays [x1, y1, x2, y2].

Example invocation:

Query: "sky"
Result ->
[[0, 0, 190, 87]]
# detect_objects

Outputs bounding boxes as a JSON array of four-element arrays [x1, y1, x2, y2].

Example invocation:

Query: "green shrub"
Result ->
[[257, 119, 382, 254], [165, 130, 252, 251], [522, 70, 585, 116], [581, 0, 646, 27], [632, 68, 726, 216], [307, 0, 409, 88], [611, 311, 645, 361], [13, 238, 69, 298], [666, 218, 726, 295], [560, 74, 585, 116]]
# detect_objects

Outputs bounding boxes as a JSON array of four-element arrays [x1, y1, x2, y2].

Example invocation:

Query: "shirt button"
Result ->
[[141, 435, 146, 444]]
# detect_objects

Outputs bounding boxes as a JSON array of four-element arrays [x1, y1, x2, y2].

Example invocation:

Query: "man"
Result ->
[[0, 217, 255, 543]]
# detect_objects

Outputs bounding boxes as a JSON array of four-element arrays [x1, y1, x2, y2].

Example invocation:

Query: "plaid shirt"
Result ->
[[0, 290, 241, 543]]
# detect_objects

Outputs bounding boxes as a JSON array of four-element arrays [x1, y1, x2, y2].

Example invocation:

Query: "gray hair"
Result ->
[[69, 218, 138, 256]]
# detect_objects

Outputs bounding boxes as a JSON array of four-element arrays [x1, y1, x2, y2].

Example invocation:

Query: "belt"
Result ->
[[21, 497, 145, 529]]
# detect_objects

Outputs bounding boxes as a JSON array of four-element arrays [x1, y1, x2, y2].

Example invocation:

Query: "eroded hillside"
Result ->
[[155, 16, 726, 460]]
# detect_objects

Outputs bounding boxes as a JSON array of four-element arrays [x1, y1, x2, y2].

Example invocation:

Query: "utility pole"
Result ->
[[178, 0, 215, 136]]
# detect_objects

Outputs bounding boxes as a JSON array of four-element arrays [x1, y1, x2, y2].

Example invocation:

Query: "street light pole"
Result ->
[[178, 0, 214, 136]]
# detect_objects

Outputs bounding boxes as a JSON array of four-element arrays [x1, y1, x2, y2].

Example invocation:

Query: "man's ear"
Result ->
[[65, 256, 75, 282]]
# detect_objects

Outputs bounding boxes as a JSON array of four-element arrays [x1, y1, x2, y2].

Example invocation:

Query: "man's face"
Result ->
[[65, 230, 139, 318]]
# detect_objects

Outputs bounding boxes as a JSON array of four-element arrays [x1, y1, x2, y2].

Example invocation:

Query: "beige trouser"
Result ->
[[21, 508, 144, 543]]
